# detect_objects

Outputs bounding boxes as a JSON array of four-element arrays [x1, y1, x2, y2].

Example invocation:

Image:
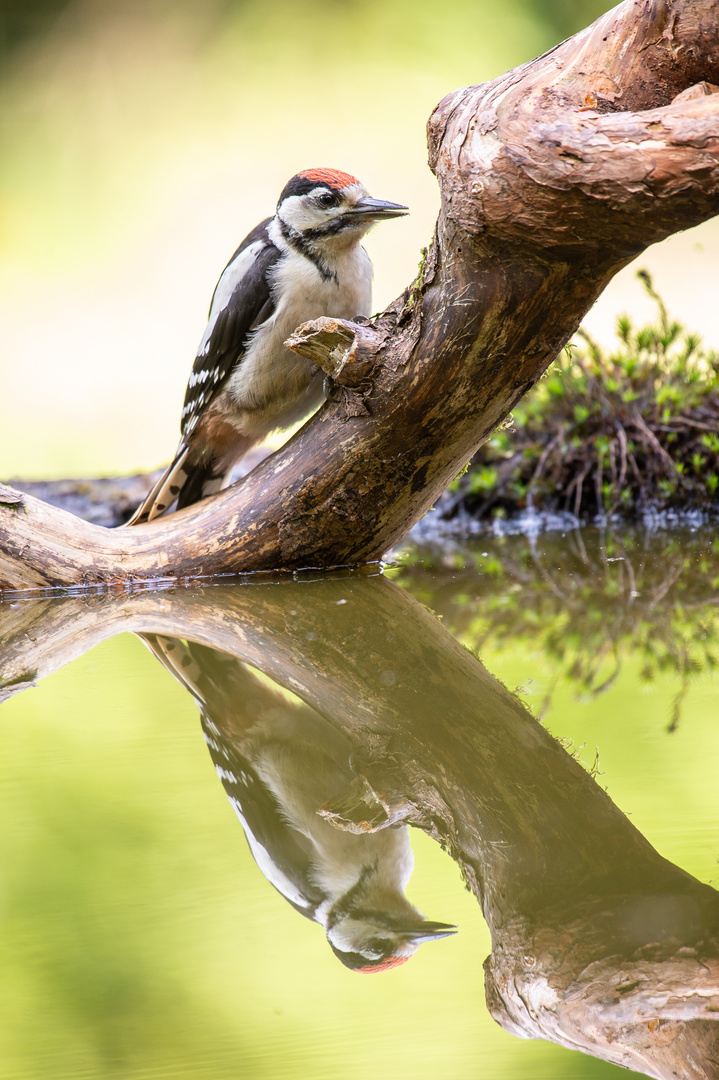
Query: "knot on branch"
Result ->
[[317, 772, 414, 833], [672, 81, 719, 105], [285, 317, 386, 419], [0, 484, 26, 512]]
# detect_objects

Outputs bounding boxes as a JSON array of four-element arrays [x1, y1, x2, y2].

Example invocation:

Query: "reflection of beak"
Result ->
[[348, 197, 409, 220], [400, 921, 458, 943]]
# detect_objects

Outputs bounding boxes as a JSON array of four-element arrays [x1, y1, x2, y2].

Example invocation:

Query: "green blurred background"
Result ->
[[2, 555, 718, 1079], [2, 0, 718, 481], [1, 8, 718, 1076]]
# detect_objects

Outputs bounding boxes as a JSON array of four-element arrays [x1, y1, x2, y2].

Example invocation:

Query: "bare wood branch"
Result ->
[[3, 0, 719, 592]]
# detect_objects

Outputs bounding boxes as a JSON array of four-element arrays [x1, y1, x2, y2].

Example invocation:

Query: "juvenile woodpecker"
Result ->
[[140, 634, 456, 972], [126, 169, 408, 525]]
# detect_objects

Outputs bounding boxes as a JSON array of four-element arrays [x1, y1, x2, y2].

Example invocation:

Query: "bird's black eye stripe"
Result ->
[[366, 938, 393, 956], [316, 190, 339, 207]]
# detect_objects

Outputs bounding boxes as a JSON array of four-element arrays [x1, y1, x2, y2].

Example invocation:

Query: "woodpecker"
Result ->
[[125, 169, 408, 525], [140, 633, 457, 971]]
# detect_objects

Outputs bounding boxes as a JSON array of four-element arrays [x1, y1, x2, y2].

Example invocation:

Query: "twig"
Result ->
[[630, 412, 678, 473]]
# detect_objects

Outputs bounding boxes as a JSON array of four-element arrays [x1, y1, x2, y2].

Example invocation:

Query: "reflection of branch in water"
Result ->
[[139, 633, 456, 973], [400, 529, 719, 728], [1, 573, 717, 1076]]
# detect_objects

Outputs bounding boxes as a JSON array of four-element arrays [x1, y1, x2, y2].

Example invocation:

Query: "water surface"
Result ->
[[1, 527, 717, 1079]]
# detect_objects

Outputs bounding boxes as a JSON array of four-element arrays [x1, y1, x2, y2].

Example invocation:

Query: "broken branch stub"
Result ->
[[285, 317, 385, 419], [284, 317, 384, 383], [2, 0, 719, 591]]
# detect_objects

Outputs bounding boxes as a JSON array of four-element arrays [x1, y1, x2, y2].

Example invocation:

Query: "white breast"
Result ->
[[225, 244, 373, 436]]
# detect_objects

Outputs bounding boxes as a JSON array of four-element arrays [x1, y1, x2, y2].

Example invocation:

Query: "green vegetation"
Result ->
[[450, 273, 719, 522], [399, 528, 719, 730]]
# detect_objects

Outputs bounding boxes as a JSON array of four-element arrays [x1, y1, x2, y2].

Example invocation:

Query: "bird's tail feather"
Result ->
[[136, 633, 206, 703], [175, 456, 225, 510], [136, 633, 263, 714], [124, 432, 255, 525], [175, 430, 258, 510], [122, 444, 192, 526]]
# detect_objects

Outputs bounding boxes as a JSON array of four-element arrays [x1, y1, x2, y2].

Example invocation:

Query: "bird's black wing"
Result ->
[[138, 633, 325, 920], [201, 713, 326, 920], [180, 217, 281, 438]]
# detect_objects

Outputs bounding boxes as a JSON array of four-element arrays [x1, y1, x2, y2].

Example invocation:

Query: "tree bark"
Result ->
[[2, 0, 719, 593], [1, 576, 717, 1077]]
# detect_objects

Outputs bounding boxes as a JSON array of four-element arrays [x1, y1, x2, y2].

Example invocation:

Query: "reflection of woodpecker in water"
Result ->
[[140, 634, 456, 972]]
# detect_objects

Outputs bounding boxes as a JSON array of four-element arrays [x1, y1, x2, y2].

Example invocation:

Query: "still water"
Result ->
[[0, 527, 717, 1079]]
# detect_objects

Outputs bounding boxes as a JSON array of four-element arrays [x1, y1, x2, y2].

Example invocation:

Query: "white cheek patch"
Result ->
[[278, 193, 329, 231], [278, 183, 369, 233]]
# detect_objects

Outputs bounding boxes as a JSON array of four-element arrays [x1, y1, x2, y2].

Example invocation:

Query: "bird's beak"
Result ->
[[400, 921, 458, 943], [349, 197, 409, 220]]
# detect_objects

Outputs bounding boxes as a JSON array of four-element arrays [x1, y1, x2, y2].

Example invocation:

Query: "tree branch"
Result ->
[[3, 0, 719, 593]]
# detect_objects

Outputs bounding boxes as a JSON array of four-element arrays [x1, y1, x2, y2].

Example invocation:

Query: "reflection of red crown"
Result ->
[[358, 954, 411, 974], [298, 168, 361, 190]]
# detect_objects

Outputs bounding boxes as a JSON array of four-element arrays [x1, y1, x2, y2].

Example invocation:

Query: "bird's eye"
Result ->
[[316, 191, 338, 208], [366, 937, 391, 958]]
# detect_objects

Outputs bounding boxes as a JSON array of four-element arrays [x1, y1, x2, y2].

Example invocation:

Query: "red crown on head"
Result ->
[[357, 954, 411, 974], [297, 168, 361, 191]]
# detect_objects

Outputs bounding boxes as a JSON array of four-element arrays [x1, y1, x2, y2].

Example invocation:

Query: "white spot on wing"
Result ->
[[188, 369, 211, 388]]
